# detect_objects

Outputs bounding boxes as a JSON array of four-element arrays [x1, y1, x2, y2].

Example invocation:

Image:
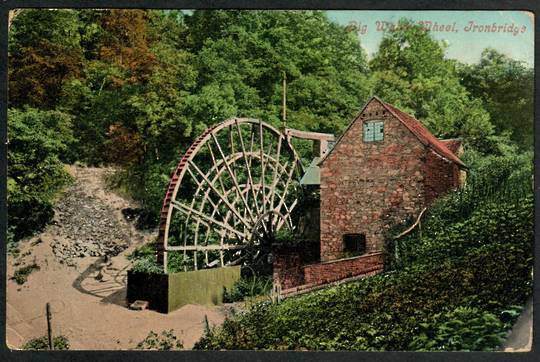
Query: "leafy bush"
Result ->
[[8, 108, 74, 241], [131, 256, 164, 274], [136, 330, 183, 350], [167, 251, 194, 273], [128, 243, 195, 274], [127, 242, 158, 261], [22, 335, 69, 350], [195, 195, 532, 351], [273, 228, 295, 245], [391, 150, 532, 269], [223, 275, 272, 303], [409, 306, 507, 351], [12, 263, 41, 285]]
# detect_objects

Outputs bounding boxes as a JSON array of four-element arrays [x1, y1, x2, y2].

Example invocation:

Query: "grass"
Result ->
[[22, 335, 69, 350], [12, 263, 40, 285]]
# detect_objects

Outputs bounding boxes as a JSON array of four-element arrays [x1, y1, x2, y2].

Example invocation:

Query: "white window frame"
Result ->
[[363, 121, 384, 142]]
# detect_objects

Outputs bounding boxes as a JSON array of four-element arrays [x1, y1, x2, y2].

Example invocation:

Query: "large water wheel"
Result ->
[[157, 118, 333, 273]]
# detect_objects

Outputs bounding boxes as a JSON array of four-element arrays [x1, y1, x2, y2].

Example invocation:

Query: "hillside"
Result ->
[[6, 166, 228, 350]]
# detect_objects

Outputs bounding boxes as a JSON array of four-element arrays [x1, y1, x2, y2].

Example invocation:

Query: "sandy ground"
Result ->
[[6, 166, 227, 350], [502, 298, 533, 352]]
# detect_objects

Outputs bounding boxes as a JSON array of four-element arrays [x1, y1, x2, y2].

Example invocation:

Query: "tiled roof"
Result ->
[[379, 100, 466, 168], [440, 139, 463, 155]]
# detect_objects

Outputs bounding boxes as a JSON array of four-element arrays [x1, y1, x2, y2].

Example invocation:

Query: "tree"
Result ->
[[185, 10, 372, 134], [458, 48, 533, 149], [9, 9, 84, 109], [8, 108, 74, 240], [118, 10, 373, 213], [370, 19, 496, 153]]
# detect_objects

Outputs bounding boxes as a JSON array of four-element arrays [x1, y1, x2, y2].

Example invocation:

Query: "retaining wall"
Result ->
[[274, 252, 384, 292]]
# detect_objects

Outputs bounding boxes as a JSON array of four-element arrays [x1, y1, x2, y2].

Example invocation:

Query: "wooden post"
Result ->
[[46, 302, 53, 350], [282, 71, 287, 126], [203, 314, 210, 335]]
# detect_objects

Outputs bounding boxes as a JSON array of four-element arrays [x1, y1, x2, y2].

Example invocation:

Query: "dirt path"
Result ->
[[6, 166, 228, 350], [502, 298, 532, 352]]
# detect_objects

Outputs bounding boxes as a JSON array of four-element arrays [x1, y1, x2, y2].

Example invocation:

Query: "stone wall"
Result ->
[[320, 98, 426, 261]]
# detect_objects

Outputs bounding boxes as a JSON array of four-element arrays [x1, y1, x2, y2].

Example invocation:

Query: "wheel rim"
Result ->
[[158, 118, 303, 272]]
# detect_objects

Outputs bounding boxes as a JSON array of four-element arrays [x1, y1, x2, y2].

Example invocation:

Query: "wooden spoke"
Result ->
[[235, 119, 262, 216], [187, 159, 252, 230], [259, 120, 267, 214], [171, 200, 248, 239], [211, 132, 257, 224], [158, 118, 310, 271]]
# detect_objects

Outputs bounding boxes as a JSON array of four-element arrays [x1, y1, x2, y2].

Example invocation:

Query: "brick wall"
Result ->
[[423, 150, 462, 204], [273, 251, 384, 291], [303, 252, 383, 285], [272, 248, 305, 290], [320, 98, 426, 261]]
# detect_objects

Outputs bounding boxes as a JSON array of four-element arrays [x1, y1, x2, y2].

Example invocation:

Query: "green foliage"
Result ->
[[223, 275, 272, 303], [196, 159, 533, 351], [409, 306, 507, 351], [8, 108, 74, 240], [22, 335, 70, 350], [391, 150, 532, 269], [167, 252, 194, 273], [136, 330, 184, 350], [458, 48, 534, 149], [12, 263, 41, 285], [128, 242, 165, 274], [9, 9, 83, 109], [370, 19, 496, 153], [273, 228, 295, 245], [127, 242, 157, 261], [127, 242, 196, 274], [131, 256, 164, 275]]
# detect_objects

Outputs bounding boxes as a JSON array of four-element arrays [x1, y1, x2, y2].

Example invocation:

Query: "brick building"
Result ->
[[273, 96, 466, 294], [319, 96, 466, 261]]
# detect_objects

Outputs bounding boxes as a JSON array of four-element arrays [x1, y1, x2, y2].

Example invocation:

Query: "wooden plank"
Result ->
[[166, 244, 247, 251]]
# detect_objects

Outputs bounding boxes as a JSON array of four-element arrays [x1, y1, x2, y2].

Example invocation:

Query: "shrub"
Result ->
[[8, 108, 74, 241], [131, 256, 164, 274], [390, 149, 532, 270], [12, 263, 41, 285], [136, 330, 183, 350], [409, 306, 507, 351], [128, 243, 195, 274], [223, 275, 272, 303], [22, 335, 69, 350], [127, 242, 158, 261], [195, 197, 532, 351]]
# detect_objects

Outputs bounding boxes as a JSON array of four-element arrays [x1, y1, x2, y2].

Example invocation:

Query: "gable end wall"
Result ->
[[319, 99, 426, 261]]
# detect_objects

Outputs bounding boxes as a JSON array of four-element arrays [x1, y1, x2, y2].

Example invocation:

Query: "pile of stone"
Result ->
[[50, 181, 129, 264]]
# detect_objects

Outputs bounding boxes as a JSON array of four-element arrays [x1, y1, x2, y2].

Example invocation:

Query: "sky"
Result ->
[[325, 11, 534, 67]]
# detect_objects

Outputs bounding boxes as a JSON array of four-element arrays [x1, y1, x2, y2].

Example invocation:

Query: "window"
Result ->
[[363, 121, 384, 142], [343, 234, 367, 256]]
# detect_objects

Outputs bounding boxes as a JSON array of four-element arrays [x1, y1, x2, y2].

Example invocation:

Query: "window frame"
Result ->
[[363, 120, 384, 143]]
